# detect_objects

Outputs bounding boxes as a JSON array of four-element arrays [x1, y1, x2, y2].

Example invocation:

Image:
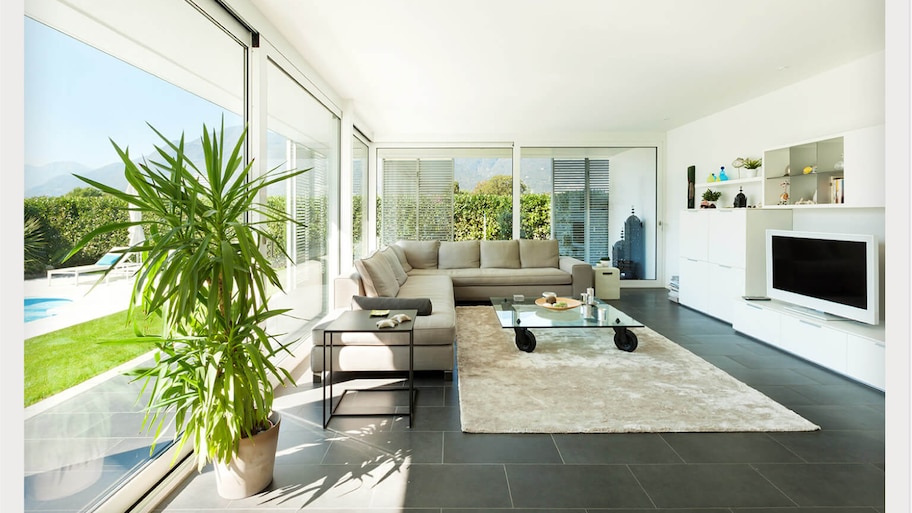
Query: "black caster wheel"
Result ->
[[613, 329, 638, 352], [514, 328, 537, 352]]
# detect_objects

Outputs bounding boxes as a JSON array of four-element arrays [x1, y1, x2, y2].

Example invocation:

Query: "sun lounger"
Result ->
[[47, 248, 141, 285]]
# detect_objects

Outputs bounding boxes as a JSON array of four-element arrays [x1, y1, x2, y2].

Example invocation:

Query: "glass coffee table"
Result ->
[[491, 296, 644, 353]]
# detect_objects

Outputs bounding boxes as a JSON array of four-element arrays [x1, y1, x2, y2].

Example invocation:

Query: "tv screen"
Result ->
[[770, 236, 867, 309], [766, 230, 879, 325]]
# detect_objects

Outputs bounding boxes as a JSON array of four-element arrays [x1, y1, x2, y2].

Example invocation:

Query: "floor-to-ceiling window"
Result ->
[[23, 1, 248, 510], [377, 147, 513, 244], [521, 147, 658, 279], [264, 58, 339, 342], [352, 132, 369, 260]]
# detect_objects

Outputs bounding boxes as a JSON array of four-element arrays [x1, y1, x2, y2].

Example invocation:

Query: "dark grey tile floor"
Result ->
[[154, 289, 885, 512]]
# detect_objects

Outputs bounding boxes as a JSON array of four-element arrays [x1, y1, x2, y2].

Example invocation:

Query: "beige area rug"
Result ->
[[456, 306, 819, 433]]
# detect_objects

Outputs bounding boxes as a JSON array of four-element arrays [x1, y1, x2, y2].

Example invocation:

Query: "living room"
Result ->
[[3, 0, 910, 512]]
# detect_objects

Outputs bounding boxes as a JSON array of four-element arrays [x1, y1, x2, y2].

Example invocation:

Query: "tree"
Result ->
[[66, 186, 104, 197], [472, 175, 527, 195]]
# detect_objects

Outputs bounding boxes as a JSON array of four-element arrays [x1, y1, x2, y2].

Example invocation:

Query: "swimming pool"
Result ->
[[25, 297, 73, 323]]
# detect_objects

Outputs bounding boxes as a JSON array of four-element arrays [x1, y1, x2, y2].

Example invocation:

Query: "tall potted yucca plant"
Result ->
[[67, 120, 307, 498]]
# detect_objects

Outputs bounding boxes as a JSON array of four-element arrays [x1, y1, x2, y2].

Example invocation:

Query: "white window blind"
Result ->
[[293, 145, 328, 265], [552, 158, 610, 264], [381, 158, 455, 244]]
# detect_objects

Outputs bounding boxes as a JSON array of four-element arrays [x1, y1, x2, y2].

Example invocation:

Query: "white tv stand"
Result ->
[[732, 298, 885, 390]]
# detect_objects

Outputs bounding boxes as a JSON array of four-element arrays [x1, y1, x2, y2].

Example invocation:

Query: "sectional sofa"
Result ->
[[311, 239, 594, 379]]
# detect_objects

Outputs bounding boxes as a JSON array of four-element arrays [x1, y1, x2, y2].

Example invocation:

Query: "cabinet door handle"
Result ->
[[686, 258, 699, 262], [746, 303, 762, 311], [799, 319, 822, 328], [718, 264, 732, 269], [875, 341, 886, 348]]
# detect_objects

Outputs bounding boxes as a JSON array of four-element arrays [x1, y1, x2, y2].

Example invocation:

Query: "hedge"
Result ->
[[24, 196, 130, 276], [24, 192, 552, 277]]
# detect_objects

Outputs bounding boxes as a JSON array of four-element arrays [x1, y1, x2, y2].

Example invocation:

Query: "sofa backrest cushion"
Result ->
[[397, 240, 440, 269], [380, 246, 409, 285], [438, 240, 480, 269], [519, 239, 560, 268], [353, 251, 400, 297], [480, 239, 520, 268], [389, 244, 412, 272], [351, 295, 433, 316]]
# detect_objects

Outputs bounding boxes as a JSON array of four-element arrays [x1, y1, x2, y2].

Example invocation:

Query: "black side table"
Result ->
[[321, 309, 418, 428]]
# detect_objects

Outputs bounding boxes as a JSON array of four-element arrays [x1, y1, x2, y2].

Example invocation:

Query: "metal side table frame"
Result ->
[[321, 309, 418, 428]]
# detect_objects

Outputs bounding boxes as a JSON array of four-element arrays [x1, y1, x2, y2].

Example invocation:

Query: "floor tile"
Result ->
[[372, 464, 511, 508], [506, 464, 653, 509], [788, 383, 886, 406], [552, 433, 682, 464], [731, 508, 878, 513], [789, 404, 885, 430], [660, 432, 803, 463], [323, 430, 443, 464], [629, 463, 794, 508], [769, 429, 885, 463], [754, 463, 885, 507], [444, 432, 561, 463]]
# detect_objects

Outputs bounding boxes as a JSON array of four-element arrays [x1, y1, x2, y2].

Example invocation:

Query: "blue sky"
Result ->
[[24, 17, 236, 168]]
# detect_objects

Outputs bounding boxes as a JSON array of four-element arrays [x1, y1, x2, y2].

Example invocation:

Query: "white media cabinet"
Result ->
[[678, 208, 792, 323], [678, 207, 885, 390], [732, 299, 885, 391]]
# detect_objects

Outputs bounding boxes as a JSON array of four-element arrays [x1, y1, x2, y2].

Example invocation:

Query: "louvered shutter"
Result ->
[[381, 159, 419, 245], [381, 158, 455, 244], [417, 159, 455, 241], [588, 159, 611, 262], [552, 158, 610, 264], [295, 147, 328, 264]]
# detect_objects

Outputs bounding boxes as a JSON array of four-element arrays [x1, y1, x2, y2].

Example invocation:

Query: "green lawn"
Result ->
[[24, 310, 161, 406]]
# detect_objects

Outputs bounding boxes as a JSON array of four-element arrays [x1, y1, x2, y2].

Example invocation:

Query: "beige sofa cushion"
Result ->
[[380, 247, 409, 285], [438, 240, 480, 269], [480, 240, 520, 268], [353, 252, 399, 297], [519, 239, 560, 268], [389, 244, 412, 272], [397, 240, 440, 269]]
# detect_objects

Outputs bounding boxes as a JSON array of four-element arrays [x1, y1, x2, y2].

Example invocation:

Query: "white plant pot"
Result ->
[[743, 168, 759, 178], [214, 411, 281, 499]]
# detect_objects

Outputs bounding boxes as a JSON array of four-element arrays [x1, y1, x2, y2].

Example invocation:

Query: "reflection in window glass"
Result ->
[[521, 147, 657, 278], [23, 14, 244, 512]]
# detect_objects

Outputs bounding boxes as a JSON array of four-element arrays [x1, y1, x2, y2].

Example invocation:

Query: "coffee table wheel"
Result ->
[[514, 328, 537, 353], [613, 329, 638, 352]]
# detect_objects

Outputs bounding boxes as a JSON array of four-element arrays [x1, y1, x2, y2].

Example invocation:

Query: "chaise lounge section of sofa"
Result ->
[[310, 239, 593, 380]]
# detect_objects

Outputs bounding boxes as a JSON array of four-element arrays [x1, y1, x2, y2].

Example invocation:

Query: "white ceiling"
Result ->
[[247, 0, 884, 142]]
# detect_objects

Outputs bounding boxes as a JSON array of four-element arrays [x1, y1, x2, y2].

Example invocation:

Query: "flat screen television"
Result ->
[[766, 229, 879, 325]]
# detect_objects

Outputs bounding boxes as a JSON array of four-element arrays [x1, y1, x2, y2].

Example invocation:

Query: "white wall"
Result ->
[[665, 51, 886, 280]]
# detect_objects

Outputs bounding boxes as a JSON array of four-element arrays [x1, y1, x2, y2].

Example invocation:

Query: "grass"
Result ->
[[24, 310, 161, 407]]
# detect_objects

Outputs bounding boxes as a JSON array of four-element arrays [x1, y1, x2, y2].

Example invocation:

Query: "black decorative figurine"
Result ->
[[733, 187, 747, 208]]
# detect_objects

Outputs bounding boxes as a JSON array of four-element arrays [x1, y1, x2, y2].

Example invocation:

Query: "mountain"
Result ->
[[24, 161, 90, 192], [26, 162, 129, 197], [24, 126, 245, 197]]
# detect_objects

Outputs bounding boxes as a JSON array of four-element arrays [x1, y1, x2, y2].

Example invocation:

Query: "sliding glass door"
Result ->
[[520, 147, 658, 280]]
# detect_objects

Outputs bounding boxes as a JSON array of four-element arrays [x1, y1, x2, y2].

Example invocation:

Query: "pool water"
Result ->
[[25, 297, 73, 323]]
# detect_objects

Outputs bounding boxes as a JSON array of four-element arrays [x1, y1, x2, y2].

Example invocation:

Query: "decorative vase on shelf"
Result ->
[[743, 167, 759, 178]]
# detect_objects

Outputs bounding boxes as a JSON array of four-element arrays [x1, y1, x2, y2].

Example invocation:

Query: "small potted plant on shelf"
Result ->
[[701, 189, 722, 208], [65, 120, 308, 499], [733, 156, 763, 178]]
